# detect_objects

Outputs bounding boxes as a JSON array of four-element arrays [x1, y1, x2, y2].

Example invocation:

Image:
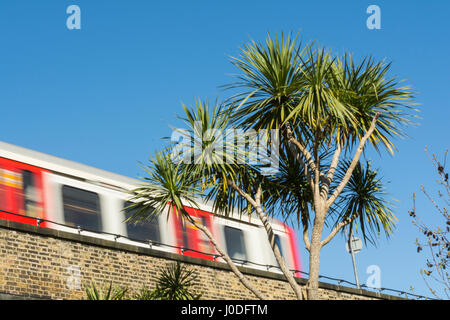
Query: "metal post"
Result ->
[[348, 228, 360, 289]]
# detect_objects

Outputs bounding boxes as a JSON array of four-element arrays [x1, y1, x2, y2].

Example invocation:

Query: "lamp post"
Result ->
[[345, 229, 362, 289]]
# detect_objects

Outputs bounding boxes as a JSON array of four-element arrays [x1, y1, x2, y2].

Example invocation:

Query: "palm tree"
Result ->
[[127, 146, 267, 299], [329, 159, 397, 246], [85, 282, 128, 300], [225, 32, 417, 299], [150, 262, 202, 300], [128, 99, 306, 299], [168, 99, 305, 299], [85, 263, 202, 300]]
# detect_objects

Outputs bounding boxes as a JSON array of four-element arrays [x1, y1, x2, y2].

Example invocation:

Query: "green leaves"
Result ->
[[224, 32, 416, 249], [127, 150, 202, 223], [85, 282, 128, 300], [293, 47, 357, 140], [263, 144, 314, 225], [330, 54, 417, 154], [225, 32, 311, 132], [151, 262, 202, 300], [226, 33, 417, 153], [171, 98, 238, 188], [84, 263, 202, 300], [333, 159, 397, 245]]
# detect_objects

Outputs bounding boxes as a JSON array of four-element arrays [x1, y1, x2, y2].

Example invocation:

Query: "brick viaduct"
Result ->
[[0, 219, 403, 300]]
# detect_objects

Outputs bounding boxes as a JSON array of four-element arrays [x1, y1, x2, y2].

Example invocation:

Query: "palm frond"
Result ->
[[332, 159, 398, 245]]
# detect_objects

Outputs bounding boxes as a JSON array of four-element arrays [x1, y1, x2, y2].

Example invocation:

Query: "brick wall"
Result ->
[[0, 219, 400, 300]]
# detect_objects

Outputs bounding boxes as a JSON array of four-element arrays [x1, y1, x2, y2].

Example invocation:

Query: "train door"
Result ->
[[174, 206, 215, 260], [0, 158, 47, 225]]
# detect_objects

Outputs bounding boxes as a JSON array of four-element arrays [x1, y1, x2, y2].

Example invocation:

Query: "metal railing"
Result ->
[[0, 209, 436, 300]]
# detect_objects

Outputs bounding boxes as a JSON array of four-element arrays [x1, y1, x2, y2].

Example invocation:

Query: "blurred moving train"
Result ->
[[0, 141, 301, 275]]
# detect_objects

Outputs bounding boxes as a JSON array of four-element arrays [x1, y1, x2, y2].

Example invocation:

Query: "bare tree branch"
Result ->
[[320, 217, 353, 247], [303, 226, 311, 252], [327, 113, 380, 209], [285, 125, 317, 176], [226, 180, 305, 299], [320, 140, 343, 198]]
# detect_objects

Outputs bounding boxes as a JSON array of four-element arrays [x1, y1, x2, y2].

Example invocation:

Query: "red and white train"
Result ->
[[0, 141, 301, 275]]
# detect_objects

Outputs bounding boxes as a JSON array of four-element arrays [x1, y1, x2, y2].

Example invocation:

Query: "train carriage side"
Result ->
[[0, 157, 49, 226], [178, 203, 303, 276], [43, 171, 177, 253], [0, 141, 302, 277]]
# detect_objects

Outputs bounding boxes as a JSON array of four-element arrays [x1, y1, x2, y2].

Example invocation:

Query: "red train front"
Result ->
[[0, 157, 48, 226]]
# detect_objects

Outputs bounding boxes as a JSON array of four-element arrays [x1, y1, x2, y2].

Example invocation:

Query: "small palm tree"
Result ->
[[85, 263, 202, 300], [151, 262, 202, 300], [85, 282, 128, 300]]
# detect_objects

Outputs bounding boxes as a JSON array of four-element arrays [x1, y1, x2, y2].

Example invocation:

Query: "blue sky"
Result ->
[[0, 1, 449, 298]]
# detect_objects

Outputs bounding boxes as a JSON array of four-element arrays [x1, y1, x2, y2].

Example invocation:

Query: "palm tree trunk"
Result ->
[[306, 206, 325, 300], [254, 205, 304, 299], [227, 180, 304, 299]]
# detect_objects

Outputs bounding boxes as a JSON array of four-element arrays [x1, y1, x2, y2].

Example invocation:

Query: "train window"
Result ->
[[123, 201, 160, 243], [180, 216, 189, 248], [224, 226, 247, 261], [62, 185, 102, 233], [22, 170, 40, 218], [274, 234, 284, 258]]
